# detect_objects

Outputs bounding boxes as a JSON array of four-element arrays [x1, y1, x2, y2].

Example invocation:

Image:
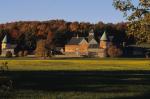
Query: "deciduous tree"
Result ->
[[113, 0, 150, 44]]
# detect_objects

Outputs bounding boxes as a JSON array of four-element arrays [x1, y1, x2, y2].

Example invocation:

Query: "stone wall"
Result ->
[[65, 44, 88, 55], [98, 49, 107, 58], [1, 49, 15, 57]]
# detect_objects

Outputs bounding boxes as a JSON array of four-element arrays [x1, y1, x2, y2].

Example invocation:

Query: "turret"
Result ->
[[2, 35, 10, 49], [1, 35, 16, 57], [100, 31, 108, 49]]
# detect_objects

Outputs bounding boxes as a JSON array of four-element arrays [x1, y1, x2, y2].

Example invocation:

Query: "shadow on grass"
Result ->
[[4, 70, 150, 98]]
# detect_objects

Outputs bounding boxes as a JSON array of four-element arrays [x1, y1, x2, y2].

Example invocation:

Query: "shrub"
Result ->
[[6, 51, 12, 58], [145, 52, 150, 58], [18, 51, 24, 57], [108, 45, 123, 57], [24, 51, 28, 56]]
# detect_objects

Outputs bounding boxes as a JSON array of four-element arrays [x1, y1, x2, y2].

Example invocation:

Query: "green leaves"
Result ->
[[113, 0, 150, 43]]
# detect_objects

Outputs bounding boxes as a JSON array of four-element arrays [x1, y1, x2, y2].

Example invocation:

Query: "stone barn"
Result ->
[[65, 30, 111, 58], [65, 36, 89, 56]]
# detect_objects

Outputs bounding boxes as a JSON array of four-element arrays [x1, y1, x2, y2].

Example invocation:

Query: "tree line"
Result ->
[[0, 20, 127, 53]]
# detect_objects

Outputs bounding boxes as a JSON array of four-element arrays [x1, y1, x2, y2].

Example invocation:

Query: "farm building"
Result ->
[[1, 35, 17, 56], [65, 30, 110, 57], [65, 35, 89, 56], [125, 43, 150, 57]]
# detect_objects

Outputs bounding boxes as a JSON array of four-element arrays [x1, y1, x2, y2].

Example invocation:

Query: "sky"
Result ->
[[0, 0, 134, 24]]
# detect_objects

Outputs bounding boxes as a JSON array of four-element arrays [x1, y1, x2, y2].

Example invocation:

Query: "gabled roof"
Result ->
[[2, 35, 7, 43], [89, 38, 98, 44], [100, 31, 108, 41], [79, 39, 88, 45], [67, 37, 86, 45]]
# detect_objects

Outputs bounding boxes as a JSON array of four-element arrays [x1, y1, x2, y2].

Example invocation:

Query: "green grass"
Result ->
[[1, 58, 150, 99], [1, 59, 150, 71]]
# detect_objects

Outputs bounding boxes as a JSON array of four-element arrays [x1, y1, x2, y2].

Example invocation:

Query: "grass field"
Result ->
[[1, 58, 150, 71], [1, 58, 150, 99]]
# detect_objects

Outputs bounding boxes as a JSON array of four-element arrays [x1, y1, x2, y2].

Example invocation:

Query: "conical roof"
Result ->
[[100, 31, 108, 41], [2, 35, 7, 43]]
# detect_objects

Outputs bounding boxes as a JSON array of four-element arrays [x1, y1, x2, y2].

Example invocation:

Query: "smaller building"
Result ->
[[55, 47, 64, 54], [1, 35, 16, 56], [126, 43, 150, 57]]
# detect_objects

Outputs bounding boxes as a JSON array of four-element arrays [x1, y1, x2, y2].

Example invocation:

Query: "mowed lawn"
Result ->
[[1, 59, 150, 71], [1, 59, 150, 99]]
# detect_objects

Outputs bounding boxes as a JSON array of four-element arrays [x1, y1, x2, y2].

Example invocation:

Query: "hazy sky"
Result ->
[[0, 0, 135, 23]]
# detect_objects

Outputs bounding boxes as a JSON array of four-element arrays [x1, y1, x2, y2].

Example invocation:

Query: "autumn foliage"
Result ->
[[108, 45, 123, 57], [0, 20, 127, 53]]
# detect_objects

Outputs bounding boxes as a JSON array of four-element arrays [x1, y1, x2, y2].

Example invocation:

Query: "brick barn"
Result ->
[[65, 36, 89, 56], [65, 30, 110, 57]]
